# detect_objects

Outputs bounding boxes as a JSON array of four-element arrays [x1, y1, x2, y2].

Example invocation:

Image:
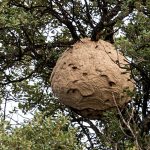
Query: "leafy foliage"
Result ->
[[0, 113, 84, 150]]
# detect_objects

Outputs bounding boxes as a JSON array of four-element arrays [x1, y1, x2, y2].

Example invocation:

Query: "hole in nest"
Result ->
[[95, 45, 98, 48], [105, 99, 110, 102], [101, 74, 107, 77], [108, 81, 116, 87], [72, 89, 76, 93], [121, 71, 128, 74], [83, 72, 88, 76], [67, 89, 77, 94], [68, 64, 78, 70], [95, 69, 102, 72], [68, 63, 73, 66], [72, 66, 77, 70]]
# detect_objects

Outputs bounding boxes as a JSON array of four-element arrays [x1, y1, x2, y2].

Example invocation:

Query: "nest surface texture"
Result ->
[[50, 38, 134, 119]]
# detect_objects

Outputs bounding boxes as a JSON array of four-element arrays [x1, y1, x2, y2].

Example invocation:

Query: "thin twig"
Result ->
[[112, 92, 142, 150]]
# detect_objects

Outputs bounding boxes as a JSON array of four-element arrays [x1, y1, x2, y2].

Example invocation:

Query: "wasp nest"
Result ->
[[50, 38, 134, 119]]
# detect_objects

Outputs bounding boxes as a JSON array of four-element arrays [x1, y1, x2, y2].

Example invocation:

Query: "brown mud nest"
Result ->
[[50, 38, 134, 119]]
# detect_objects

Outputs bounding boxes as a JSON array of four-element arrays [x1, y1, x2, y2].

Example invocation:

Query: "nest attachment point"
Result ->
[[50, 38, 134, 119]]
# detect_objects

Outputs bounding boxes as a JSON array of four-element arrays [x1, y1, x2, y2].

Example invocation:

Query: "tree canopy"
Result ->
[[0, 0, 150, 149]]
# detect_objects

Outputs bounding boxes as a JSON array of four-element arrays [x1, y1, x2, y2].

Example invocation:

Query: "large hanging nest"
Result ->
[[50, 38, 134, 119]]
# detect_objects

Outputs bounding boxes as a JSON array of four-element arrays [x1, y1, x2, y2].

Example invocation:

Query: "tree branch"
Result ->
[[1, 70, 35, 86], [49, 1, 80, 41], [84, 0, 94, 28]]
